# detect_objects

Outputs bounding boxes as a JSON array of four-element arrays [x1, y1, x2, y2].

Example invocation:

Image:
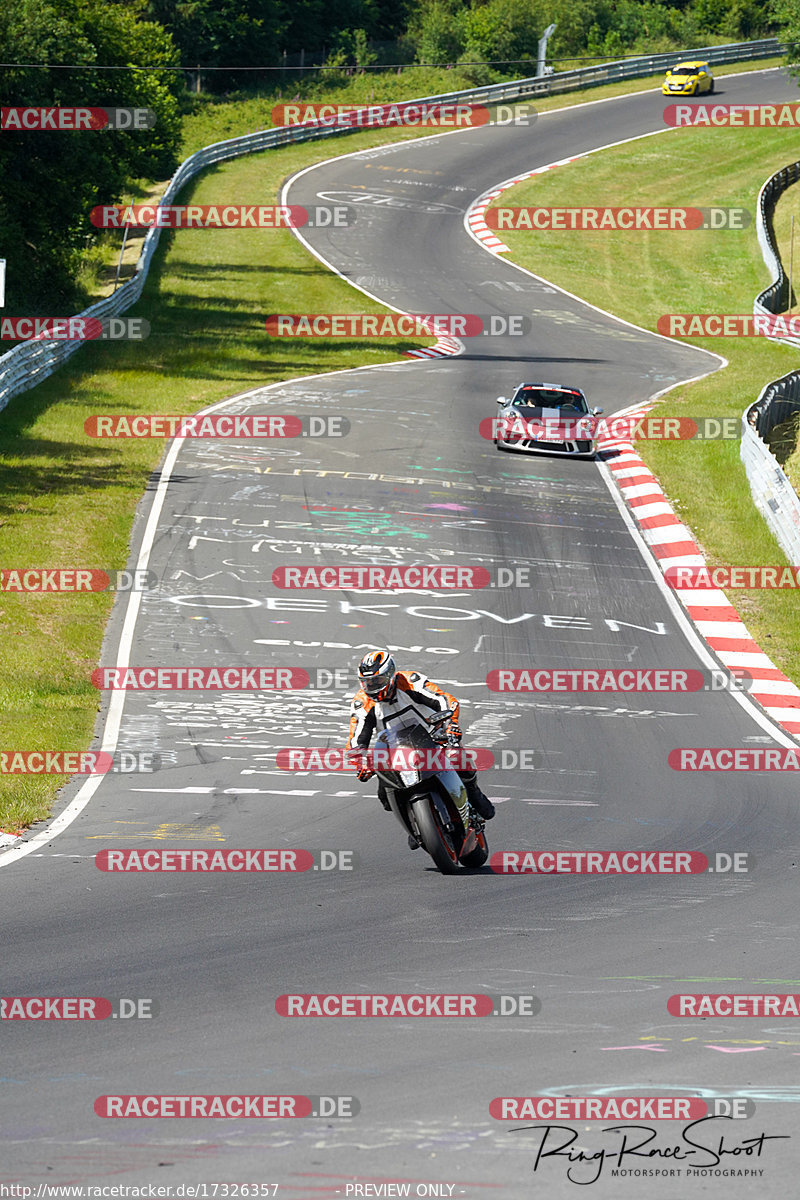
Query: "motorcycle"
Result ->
[[363, 709, 489, 874]]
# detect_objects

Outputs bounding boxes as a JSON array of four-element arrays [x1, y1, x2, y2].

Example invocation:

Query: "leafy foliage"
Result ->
[[0, 0, 182, 310], [408, 0, 776, 75]]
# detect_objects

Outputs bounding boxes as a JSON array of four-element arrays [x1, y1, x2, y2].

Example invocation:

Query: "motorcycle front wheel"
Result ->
[[460, 828, 489, 869], [412, 796, 460, 874]]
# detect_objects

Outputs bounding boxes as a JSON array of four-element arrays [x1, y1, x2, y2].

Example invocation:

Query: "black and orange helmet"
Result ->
[[358, 649, 397, 701]]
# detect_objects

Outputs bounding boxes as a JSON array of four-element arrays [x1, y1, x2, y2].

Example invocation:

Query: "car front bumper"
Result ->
[[496, 436, 597, 458]]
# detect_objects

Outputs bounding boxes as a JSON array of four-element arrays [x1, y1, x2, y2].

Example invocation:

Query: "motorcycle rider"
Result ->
[[346, 649, 495, 839]]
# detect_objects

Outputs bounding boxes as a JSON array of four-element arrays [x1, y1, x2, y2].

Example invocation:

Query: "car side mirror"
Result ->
[[496, 396, 507, 405], [591, 407, 603, 416]]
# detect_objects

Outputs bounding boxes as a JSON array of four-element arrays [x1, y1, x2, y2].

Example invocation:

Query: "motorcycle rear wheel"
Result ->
[[412, 796, 460, 874]]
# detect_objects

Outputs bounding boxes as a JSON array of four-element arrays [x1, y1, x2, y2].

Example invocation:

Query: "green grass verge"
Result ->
[[487, 121, 800, 690], [0, 56, 789, 834]]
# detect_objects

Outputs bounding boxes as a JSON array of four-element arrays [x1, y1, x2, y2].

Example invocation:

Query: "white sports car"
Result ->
[[493, 382, 603, 459]]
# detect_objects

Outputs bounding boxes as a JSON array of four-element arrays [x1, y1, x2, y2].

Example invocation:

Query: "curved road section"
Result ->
[[3, 70, 800, 1194]]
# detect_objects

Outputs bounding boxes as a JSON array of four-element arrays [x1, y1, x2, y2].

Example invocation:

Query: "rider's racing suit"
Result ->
[[346, 669, 492, 821]]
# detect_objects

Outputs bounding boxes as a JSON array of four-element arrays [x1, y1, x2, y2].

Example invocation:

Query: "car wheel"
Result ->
[[708, 79, 714, 94]]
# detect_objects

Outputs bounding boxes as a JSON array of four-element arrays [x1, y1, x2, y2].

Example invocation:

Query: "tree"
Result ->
[[0, 0, 182, 310], [773, 0, 800, 85], [146, 0, 287, 84]]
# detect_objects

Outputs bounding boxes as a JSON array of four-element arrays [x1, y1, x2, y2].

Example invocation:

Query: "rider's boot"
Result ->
[[460, 770, 495, 819]]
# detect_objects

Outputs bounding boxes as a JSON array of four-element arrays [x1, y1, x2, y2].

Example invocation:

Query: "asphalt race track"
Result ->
[[4, 68, 800, 1196]]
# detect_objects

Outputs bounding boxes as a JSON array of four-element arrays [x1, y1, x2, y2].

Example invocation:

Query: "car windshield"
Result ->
[[673, 65, 699, 74], [513, 389, 588, 412]]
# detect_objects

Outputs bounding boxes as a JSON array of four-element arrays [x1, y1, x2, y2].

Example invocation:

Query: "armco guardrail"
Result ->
[[743, 159, 800, 563], [742, 372, 800, 562], [754, 159, 800, 325], [0, 37, 782, 415]]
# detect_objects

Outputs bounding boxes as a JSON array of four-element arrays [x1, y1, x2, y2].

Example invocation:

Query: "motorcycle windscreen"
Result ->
[[372, 722, 442, 788]]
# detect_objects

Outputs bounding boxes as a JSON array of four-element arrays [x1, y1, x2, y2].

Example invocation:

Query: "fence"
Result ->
[[741, 371, 800, 562], [754, 159, 800, 326], [741, 158, 800, 564]]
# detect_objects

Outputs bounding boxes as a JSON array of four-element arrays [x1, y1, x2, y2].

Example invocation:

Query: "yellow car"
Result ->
[[662, 61, 714, 96]]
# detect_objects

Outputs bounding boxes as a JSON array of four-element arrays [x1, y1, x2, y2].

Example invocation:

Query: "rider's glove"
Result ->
[[446, 722, 462, 746], [356, 766, 375, 782]]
